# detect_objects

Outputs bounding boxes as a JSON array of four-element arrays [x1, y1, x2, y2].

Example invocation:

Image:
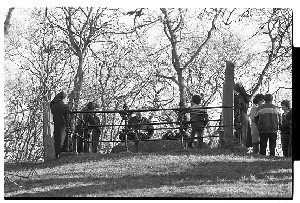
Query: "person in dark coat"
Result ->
[[286, 108, 292, 157], [79, 102, 101, 153], [50, 91, 69, 158], [280, 100, 291, 157], [234, 83, 251, 147]]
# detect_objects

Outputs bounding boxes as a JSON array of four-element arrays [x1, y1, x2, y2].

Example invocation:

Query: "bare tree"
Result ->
[[158, 8, 221, 107], [249, 8, 292, 97]]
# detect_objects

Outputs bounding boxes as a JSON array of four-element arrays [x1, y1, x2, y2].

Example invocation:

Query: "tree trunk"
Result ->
[[43, 102, 55, 162], [177, 69, 187, 107], [68, 55, 84, 152], [221, 61, 234, 147], [69, 55, 84, 111], [4, 7, 15, 35]]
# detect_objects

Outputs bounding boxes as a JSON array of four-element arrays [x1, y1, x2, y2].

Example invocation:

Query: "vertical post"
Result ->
[[124, 119, 128, 151], [72, 133, 77, 153], [43, 102, 55, 162], [218, 113, 225, 147], [222, 61, 234, 147]]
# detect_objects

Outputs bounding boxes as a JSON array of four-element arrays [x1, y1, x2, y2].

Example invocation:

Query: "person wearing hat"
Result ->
[[234, 83, 251, 147], [280, 100, 291, 157], [50, 91, 69, 158]]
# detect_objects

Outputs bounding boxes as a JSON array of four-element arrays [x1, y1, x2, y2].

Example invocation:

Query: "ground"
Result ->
[[4, 143, 292, 199]]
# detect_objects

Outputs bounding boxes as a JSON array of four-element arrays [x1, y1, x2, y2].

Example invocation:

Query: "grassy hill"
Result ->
[[4, 146, 292, 198]]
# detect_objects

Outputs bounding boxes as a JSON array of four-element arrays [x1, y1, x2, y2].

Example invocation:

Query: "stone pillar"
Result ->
[[43, 102, 55, 162], [221, 61, 234, 147]]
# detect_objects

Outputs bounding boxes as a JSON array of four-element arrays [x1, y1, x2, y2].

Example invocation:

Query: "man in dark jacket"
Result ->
[[286, 108, 292, 157], [50, 91, 69, 158], [255, 94, 279, 156], [280, 100, 291, 157]]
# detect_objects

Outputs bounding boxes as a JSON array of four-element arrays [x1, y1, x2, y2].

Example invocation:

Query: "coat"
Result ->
[[50, 92, 69, 154]]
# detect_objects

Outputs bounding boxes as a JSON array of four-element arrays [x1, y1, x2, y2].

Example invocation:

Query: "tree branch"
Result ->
[[182, 9, 220, 71]]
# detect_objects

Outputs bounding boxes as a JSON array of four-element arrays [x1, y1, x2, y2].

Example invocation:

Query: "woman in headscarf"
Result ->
[[50, 91, 69, 158]]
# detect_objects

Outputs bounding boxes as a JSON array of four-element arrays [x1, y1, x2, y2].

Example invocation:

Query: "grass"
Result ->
[[4, 144, 293, 199]]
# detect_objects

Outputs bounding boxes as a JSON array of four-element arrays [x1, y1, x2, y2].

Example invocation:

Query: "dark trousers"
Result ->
[[91, 129, 100, 153], [77, 136, 84, 153], [188, 127, 204, 148], [281, 133, 290, 157], [77, 129, 91, 153], [83, 130, 91, 153], [53, 126, 66, 156], [259, 133, 277, 156], [252, 142, 260, 154], [288, 129, 292, 157]]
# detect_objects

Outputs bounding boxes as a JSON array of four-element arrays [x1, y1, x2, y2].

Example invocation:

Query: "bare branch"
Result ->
[[182, 9, 220, 71]]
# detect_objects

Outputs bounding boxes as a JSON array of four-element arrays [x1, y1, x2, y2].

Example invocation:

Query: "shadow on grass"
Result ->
[[5, 152, 292, 198]]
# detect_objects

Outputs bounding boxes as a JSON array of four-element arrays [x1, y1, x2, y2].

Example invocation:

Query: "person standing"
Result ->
[[188, 94, 209, 148], [234, 83, 251, 147], [279, 100, 291, 157], [286, 108, 292, 157], [255, 94, 279, 156], [82, 102, 101, 153], [249, 94, 264, 154], [50, 91, 69, 158]]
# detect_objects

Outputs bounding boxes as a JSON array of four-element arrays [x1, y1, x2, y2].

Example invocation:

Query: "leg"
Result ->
[[92, 129, 99, 153], [252, 142, 259, 154], [197, 128, 204, 148], [189, 128, 196, 148], [241, 114, 248, 147], [83, 130, 91, 153], [281, 133, 289, 157], [269, 133, 277, 156], [288, 130, 292, 157], [259, 133, 268, 155], [53, 131, 61, 157]]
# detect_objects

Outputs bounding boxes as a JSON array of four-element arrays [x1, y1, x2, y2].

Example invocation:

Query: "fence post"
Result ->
[[43, 102, 55, 162], [221, 61, 234, 147]]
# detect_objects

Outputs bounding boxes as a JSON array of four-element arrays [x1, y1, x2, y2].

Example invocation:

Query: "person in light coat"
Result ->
[[249, 94, 264, 154]]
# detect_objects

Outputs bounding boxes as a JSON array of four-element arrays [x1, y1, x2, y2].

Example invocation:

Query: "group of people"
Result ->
[[234, 83, 292, 157], [118, 112, 154, 141], [50, 91, 102, 158], [249, 94, 292, 156], [50, 85, 292, 158]]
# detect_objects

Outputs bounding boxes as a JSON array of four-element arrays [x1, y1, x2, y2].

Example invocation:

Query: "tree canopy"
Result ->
[[4, 7, 292, 162]]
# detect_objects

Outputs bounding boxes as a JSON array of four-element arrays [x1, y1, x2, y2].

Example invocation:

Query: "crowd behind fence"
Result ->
[[67, 105, 239, 153]]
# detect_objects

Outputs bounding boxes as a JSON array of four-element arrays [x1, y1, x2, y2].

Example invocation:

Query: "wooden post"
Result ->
[[43, 102, 55, 162], [221, 61, 234, 147]]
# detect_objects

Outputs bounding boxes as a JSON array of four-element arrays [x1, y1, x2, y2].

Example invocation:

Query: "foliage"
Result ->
[[4, 8, 292, 162]]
